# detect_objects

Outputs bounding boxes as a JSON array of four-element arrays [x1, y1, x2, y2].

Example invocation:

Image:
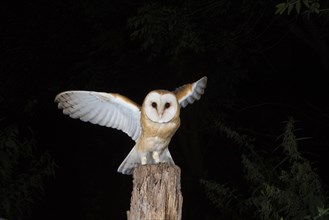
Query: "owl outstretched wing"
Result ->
[[174, 76, 207, 108], [55, 91, 141, 141]]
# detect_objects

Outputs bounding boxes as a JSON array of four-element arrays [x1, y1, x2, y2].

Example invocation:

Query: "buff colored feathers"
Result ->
[[55, 76, 207, 174]]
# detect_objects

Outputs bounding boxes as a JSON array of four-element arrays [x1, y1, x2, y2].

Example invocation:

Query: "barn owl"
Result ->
[[55, 76, 207, 174]]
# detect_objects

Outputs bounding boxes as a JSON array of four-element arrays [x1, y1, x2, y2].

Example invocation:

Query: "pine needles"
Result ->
[[202, 118, 329, 220]]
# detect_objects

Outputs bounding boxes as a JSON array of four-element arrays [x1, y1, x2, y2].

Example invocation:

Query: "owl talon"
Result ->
[[152, 151, 160, 163], [141, 156, 147, 165]]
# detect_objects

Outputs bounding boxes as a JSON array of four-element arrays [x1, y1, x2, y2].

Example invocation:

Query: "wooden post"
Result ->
[[127, 163, 183, 220]]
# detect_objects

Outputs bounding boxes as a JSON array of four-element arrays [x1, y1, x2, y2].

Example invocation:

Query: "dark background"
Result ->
[[1, 0, 329, 219]]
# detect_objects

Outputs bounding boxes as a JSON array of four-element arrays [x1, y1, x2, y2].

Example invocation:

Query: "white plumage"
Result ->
[[55, 76, 207, 174], [55, 91, 141, 141], [175, 76, 207, 107]]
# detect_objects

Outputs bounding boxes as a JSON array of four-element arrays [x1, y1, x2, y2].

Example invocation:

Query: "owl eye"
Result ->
[[165, 102, 171, 109], [151, 102, 157, 108]]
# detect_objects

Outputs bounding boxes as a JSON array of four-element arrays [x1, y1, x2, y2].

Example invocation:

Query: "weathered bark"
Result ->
[[127, 164, 183, 220]]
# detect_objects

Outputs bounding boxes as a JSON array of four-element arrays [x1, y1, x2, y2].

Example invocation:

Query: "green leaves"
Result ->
[[204, 119, 329, 220], [200, 179, 238, 210], [127, 2, 208, 60], [0, 123, 56, 220], [275, 0, 322, 15], [305, 205, 329, 219]]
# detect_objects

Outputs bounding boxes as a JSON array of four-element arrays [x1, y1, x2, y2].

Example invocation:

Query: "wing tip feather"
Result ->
[[177, 75, 207, 107]]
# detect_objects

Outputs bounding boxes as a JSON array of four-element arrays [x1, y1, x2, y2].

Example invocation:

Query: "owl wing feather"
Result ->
[[55, 91, 141, 141], [174, 76, 207, 108]]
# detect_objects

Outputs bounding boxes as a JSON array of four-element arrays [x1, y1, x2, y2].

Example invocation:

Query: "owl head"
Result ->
[[142, 90, 180, 123]]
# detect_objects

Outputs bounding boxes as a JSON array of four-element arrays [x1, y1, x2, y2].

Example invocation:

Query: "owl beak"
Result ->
[[158, 110, 164, 118]]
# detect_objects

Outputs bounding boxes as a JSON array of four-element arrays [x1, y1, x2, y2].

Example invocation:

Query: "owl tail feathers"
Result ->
[[117, 146, 140, 175], [117, 147, 176, 175]]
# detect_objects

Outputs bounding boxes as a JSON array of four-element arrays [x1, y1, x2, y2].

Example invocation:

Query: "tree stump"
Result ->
[[127, 163, 183, 220]]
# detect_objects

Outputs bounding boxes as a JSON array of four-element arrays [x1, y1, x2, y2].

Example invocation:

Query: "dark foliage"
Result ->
[[202, 118, 329, 220], [1, 0, 329, 219], [0, 119, 56, 219]]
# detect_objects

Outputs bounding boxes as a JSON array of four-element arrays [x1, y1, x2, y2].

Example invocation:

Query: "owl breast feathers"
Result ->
[[55, 76, 207, 174]]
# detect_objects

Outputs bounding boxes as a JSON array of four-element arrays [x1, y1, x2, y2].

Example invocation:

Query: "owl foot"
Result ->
[[152, 151, 160, 163], [141, 156, 147, 165]]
